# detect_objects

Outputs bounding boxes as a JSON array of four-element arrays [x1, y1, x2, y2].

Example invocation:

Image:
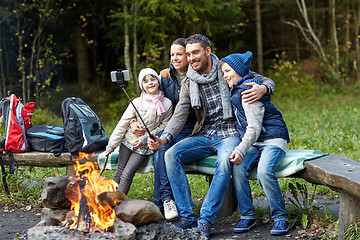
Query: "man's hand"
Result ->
[[229, 151, 243, 165], [148, 135, 167, 150], [133, 139, 142, 149], [130, 121, 146, 137], [242, 82, 267, 104]]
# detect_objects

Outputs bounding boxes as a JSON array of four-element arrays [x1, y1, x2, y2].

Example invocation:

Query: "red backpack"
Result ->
[[0, 94, 34, 195], [0, 94, 35, 153]]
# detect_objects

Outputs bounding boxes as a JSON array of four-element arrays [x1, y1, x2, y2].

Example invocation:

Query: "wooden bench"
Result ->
[[1, 152, 359, 239], [295, 154, 360, 239]]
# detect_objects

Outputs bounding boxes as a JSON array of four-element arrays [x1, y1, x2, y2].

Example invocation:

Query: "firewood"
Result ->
[[98, 191, 130, 208]]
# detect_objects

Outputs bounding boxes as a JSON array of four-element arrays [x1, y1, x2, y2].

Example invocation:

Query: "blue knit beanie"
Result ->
[[221, 51, 253, 78]]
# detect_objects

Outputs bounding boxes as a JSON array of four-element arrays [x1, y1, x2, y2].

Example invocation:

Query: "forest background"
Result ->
[[0, 0, 360, 228], [1, 0, 360, 109]]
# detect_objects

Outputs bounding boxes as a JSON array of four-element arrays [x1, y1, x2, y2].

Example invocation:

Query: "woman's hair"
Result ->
[[172, 38, 186, 48]]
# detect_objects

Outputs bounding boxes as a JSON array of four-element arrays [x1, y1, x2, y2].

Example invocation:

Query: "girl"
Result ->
[[105, 68, 172, 194]]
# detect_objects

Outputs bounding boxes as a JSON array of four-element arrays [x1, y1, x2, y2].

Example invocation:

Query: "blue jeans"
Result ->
[[165, 134, 240, 225], [232, 145, 288, 222], [153, 128, 193, 212]]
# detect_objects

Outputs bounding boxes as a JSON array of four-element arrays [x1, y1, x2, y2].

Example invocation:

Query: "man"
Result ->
[[147, 33, 240, 239]]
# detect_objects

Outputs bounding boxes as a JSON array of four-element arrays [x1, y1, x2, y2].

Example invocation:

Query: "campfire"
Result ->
[[29, 153, 206, 240], [64, 152, 120, 232]]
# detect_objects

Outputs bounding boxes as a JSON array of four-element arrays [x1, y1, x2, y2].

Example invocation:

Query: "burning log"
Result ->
[[77, 194, 91, 232], [63, 155, 119, 232], [98, 191, 130, 208]]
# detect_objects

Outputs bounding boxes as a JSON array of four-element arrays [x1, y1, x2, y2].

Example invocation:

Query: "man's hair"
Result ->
[[185, 34, 211, 49], [172, 38, 186, 48]]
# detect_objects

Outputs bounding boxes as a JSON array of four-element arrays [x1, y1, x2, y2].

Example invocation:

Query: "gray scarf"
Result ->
[[187, 53, 233, 120]]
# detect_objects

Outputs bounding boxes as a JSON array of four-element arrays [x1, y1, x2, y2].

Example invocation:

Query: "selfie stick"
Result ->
[[121, 87, 156, 142]]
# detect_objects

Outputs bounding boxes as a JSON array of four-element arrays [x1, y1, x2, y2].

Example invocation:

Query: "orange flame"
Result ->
[[66, 152, 118, 231]]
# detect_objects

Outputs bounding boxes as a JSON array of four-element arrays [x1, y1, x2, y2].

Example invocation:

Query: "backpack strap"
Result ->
[[0, 151, 10, 195], [7, 152, 15, 174]]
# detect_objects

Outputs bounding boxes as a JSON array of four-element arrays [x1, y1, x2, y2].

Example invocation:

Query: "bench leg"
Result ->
[[217, 179, 237, 218], [338, 190, 360, 240], [66, 165, 75, 176], [208, 175, 237, 218]]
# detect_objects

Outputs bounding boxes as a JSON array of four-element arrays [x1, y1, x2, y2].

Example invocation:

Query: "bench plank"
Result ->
[[1, 152, 97, 168], [297, 154, 360, 199]]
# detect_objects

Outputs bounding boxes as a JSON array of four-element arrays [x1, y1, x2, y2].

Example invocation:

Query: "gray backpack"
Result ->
[[61, 97, 108, 155]]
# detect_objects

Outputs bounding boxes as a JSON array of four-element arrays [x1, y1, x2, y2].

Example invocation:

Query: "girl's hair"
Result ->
[[172, 38, 186, 48]]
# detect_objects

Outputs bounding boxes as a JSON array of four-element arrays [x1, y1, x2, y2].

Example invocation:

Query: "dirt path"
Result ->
[[0, 208, 293, 240], [0, 208, 41, 240], [0, 194, 339, 240]]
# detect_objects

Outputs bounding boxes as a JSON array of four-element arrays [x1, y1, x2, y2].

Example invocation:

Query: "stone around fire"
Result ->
[[115, 199, 163, 226]]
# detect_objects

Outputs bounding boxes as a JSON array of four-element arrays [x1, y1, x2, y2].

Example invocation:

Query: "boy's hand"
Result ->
[[230, 151, 243, 165], [130, 121, 146, 137], [242, 82, 267, 104]]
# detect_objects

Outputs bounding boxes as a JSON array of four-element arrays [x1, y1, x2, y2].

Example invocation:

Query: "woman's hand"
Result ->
[[133, 139, 143, 149], [229, 151, 243, 165], [130, 121, 147, 137], [242, 82, 267, 104]]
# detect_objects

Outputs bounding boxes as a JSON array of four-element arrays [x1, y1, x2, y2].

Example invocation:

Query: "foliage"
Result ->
[[287, 182, 316, 229], [0, 166, 63, 208], [344, 223, 360, 240], [107, 0, 244, 76], [0, 0, 63, 102]]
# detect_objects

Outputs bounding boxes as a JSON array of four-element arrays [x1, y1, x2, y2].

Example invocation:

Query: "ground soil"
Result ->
[[0, 195, 339, 240]]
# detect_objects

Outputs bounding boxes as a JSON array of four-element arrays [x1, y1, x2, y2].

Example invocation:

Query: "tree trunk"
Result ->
[[0, 25, 5, 97], [345, 2, 350, 80], [75, 23, 90, 89], [123, 1, 131, 75], [354, 3, 360, 84], [255, 0, 263, 74], [329, 0, 340, 81], [161, 20, 169, 65], [133, 0, 139, 95], [16, 8, 27, 102]]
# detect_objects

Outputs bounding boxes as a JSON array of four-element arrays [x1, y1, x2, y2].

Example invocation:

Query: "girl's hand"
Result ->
[[105, 150, 111, 157], [230, 151, 243, 165], [130, 121, 146, 137], [133, 139, 142, 149]]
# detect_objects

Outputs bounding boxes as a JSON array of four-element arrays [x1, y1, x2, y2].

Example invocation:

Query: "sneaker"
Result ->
[[233, 219, 256, 233], [173, 218, 197, 229], [270, 220, 290, 235], [163, 199, 178, 220], [197, 221, 210, 239]]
